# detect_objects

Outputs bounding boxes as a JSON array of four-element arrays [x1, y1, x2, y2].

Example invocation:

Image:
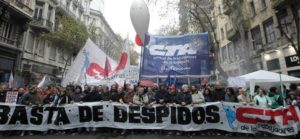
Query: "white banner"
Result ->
[[5, 91, 18, 104], [62, 39, 128, 87], [0, 102, 299, 136], [228, 77, 246, 88]]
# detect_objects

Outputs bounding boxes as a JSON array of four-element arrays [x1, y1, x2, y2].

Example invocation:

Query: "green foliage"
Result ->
[[130, 47, 139, 65], [41, 15, 89, 55], [87, 22, 98, 43]]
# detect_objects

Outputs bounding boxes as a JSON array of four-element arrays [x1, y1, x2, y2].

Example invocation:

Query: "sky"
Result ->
[[90, 0, 179, 51]]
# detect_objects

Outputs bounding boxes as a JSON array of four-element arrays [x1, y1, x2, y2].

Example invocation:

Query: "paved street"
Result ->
[[0, 132, 295, 139]]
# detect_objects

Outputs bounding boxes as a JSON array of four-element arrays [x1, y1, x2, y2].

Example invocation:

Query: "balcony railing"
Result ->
[[13, 0, 34, 16], [0, 36, 17, 46], [30, 18, 53, 30], [57, 1, 79, 20]]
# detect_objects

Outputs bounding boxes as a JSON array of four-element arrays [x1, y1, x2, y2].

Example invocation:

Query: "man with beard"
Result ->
[[156, 84, 170, 104], [110, 84, 119, 102], [212, 81, 225, 102]]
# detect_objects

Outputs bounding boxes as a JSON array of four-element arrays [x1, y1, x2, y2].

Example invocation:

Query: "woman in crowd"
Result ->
[[203, 87, 214, 102], [191, 84, 205, 104], [133, 87, 149, 105], [253, 88, 270, 108], [224, 87, 237, 103]]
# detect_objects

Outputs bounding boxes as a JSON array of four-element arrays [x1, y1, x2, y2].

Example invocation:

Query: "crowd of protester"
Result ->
[[0, 81, 300, 137]]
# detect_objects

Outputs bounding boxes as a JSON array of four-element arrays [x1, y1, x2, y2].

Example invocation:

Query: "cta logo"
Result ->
[[236, 106, 299, 126], [149, 44, 197, 56]]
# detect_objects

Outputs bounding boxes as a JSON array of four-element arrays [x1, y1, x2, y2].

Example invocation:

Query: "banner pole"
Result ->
[[138, 42, 145, 81], [279, 72, 286, 107]]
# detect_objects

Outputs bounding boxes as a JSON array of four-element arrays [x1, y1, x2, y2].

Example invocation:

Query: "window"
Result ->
[[228, 43, 235, 62], [221, 28, 224, 40], [47, 6, 52, 21], [267, 58, 280, 70], [49, 46, 56, 60], [277, 9, 289, 36], [249, 2, 256, 17], [0, 20, 14, 45], [221, 46, 228, 61], [26, 32, 34, 52], [34, 2, 43, 19], [251, 26, 262, 50], [36, 40, 45, 57], [263, 18, 276, 43], [261, 0, 266, 9], [59, 52, 64, 63]]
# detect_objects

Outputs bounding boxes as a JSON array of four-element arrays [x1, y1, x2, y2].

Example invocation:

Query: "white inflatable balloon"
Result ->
[[130, 0, 150, 43]]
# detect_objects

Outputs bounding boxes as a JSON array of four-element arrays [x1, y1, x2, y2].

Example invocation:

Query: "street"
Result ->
[[0, 133, 295, 139]]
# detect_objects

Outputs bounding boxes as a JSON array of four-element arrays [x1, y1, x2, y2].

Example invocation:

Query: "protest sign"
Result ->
[[141, 33, 210, 79], [0, 102, 299, 136], [5, 91, 18, 104]]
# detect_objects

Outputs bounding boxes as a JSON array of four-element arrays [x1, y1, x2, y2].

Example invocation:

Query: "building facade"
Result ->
[[20, 0, 93, 84], [0, 0, 35, 84], [213, 0, 300, 77], [88, 9, 123, 61], [0, 0, 124, 86]]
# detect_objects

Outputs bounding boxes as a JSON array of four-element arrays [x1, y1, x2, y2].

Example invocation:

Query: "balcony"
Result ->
[[30, 18, 53, 31], [11, 0, 34, 18], [226, 28, 238, 41], [272, 0, 287, 9], [222, 3, 231, 15]]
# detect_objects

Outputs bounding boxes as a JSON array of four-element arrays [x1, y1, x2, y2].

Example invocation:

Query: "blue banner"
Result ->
[[141, 33, 210, 79]]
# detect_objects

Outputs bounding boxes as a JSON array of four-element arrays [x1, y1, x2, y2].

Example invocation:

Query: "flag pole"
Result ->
[[279, 72, 286, 107]]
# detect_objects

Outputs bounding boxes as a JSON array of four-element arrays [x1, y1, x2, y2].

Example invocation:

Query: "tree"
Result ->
[[181, 0, 228, 79], [275, 0, 300, 61], [128, 41, 140, 65], [157, 23, 181, 35], [41, 15, 89, 78]]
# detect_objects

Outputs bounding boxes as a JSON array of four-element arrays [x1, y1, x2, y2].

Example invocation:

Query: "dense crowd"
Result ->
[[0, 81, 300, 137]]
